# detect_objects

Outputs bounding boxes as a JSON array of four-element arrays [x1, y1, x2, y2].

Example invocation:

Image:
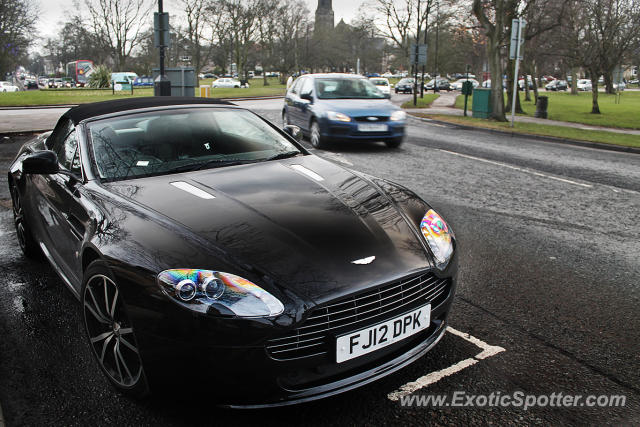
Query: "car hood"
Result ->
[[317, 99, 399, 116], [103, 156, 431, 304]]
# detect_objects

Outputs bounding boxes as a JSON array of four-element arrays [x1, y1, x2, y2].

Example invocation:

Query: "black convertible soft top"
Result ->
[[63, 97, 234, 124]]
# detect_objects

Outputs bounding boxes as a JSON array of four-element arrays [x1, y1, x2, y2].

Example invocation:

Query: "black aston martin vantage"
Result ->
[[8, 97, 457, 407]]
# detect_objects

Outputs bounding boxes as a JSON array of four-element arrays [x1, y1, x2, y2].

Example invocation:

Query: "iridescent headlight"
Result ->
[[420, 209, 454, 269], [157, 269, 284, 317]]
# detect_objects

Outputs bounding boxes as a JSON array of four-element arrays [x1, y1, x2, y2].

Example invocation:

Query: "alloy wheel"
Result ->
[[83, 274, 143, 388], [11, 186, 27, 252], [310, 122, 321, 148]]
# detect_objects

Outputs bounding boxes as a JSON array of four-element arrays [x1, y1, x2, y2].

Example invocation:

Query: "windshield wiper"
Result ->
[[264, 151, 302, 162]]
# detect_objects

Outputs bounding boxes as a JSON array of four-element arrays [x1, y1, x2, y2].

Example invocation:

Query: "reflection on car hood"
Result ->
[[317, 99, 398, 116], [104, 156, 430, 304]]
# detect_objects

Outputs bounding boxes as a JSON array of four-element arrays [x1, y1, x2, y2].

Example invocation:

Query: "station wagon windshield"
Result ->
[[315, 78, 386, 99], [88, 108, 302, 182]]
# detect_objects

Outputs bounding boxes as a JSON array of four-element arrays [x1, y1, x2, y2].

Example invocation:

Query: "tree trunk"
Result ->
[[570, 68, 578, 95], [487, 33, 506, 121], [604, 72, 614, 94], [531, 62, 539, 104], [524, 62, 531, 102], [590, 77, 600, 114]]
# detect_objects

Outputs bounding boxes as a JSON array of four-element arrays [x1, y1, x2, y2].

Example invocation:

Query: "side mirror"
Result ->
[[300, 92, 313, 102], [283, 125, 303, 142], [23, 150, 59, 175]]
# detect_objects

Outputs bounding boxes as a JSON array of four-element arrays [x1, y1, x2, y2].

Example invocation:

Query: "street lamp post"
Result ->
[[154, 0, 171, 96]]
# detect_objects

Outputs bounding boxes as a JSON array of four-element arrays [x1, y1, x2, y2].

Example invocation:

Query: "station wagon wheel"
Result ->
[[10, 184, 39, 258], [310, 121, 327, 149], [82, 262, 149, 397]]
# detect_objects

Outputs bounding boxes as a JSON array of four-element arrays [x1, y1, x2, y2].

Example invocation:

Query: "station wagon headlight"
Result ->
[[390, 111, 407, 121], [420, 210, 454, 269], [157, 269, 284, 317], [327, 111, 352, 122]]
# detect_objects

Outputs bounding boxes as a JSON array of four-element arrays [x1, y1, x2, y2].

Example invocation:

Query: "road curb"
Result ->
[[0, 130, 51, 139], [0, 95, 284, 110], [410, 114, 640, 155]]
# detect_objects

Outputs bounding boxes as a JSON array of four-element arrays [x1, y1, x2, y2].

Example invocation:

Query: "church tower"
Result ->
[[315, 0, 334, 34]]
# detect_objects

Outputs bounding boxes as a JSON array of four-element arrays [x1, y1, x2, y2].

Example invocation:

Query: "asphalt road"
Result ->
[[0, 97, 639, 425]]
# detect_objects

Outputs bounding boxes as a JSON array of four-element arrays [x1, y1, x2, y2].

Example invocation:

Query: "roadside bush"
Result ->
[[88, 65, 112, 88]]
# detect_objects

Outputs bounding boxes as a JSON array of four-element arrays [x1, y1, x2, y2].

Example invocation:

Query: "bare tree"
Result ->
[[0, 0, 38, 75], [86, 0, 153, 70], [371, 0, 428, 70], [177, 0, 212, 74], [255, 0, 280, 85]]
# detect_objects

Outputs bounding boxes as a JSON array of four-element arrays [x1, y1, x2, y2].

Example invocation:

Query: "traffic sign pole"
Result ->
[[510, 19, 525, 127]]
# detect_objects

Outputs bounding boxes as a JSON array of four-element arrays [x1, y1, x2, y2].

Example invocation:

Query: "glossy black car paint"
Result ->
[[8, 98, 457, 407], [283, 74, 406, 144]]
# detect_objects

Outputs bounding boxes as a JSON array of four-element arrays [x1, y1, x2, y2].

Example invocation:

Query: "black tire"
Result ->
[[310, 120, 329, 149], [386, 137, 404, 149], [82, 260, 150, 398], [10, 183, 41, 258]]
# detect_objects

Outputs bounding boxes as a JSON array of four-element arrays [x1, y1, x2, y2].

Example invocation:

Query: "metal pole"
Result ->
[[510, 19, 522, 128], [433, 0, 439, 93], [413, 0, 421, 106], [155, 0, 171, 96]]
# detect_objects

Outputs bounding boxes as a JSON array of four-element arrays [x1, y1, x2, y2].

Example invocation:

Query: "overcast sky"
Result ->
[[35, 0, 366, 41]]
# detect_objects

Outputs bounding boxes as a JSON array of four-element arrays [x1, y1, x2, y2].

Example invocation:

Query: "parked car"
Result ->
[[212, 78, 248, 88], [394, 78, 415, 94], [0, 81, 19, 92], [9, 96, 456, 405], [62, 77, 76, 88], [381, 72, 394, 78], [450, 78, 480, 91], [133, 76, 154, 87], [284, 73, 407, 149], [202, 73, 217, 79], [425, 78, 452, 91], [24, 79, 38, 90], [545, 80, 568, 91], [576, 79, 592, 91], [629, 79, 639, 85], [369, 77, 391, 95]]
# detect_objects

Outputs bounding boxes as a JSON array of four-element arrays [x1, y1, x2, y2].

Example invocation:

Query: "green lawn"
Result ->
[[455, 91, 640, 130], [0, 88, 154, 106], [0, 77, 287, 107], [401, 94, 440, 108], [414, 113, 640, 148]]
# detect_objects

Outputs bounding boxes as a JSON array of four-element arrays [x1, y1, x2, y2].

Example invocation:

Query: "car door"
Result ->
[[286, 78, 304, 127], [32, 121, 90, 287], [296, 78, 315, 132]]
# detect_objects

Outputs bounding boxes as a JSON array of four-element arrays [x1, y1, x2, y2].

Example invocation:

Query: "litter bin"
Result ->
[[471, 88, 492, 119], [535, 96, 548, 119]]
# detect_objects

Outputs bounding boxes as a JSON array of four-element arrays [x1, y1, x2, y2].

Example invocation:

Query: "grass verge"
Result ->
[[401, 94, 440, 109], [454, 91, 640, 130], [413, 113, 640, 148]]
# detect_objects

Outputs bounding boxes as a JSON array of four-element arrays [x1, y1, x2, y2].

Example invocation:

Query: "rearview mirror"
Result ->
[[22, 150, 59, 175], [283, 125, 303, 142]]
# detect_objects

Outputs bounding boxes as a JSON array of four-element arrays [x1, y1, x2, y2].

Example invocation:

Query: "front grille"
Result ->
[[266, 272, 450, 361], [353, 116, 389, 122]]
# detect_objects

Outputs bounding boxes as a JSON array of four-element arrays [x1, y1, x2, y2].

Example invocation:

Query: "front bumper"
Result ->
[[320, 118, 405, 143], [114, 265, 456, 407]]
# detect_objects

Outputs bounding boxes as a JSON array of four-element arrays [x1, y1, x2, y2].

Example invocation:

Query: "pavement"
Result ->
[[402, 91, 640, 136], [0, 98, 639, 425]]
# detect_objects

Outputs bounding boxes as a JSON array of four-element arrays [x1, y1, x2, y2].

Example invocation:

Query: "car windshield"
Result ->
[[88, 107, 302, 182], [315, 78, 386, 99]]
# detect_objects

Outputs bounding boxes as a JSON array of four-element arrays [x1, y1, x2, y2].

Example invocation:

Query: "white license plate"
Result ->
[[336, 304, 430, 363], [357, 123, 388, 132]]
